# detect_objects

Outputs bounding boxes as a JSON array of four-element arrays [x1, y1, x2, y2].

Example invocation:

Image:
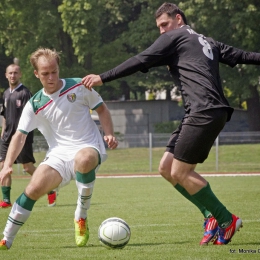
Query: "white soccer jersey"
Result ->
[[18, 78, 107, 161]]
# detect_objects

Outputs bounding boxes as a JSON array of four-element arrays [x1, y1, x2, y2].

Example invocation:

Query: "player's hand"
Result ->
[[104, 135, 118, 150], [0, 166, 13, 185], [82, 74, 103, 91]]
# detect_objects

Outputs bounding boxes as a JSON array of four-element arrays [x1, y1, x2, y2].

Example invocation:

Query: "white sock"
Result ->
[[3, 202, 31, 246], [74, 180, 95, 221]]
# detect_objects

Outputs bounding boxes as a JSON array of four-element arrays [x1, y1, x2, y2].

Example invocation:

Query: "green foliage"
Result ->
[[0, 0, 260, 105], [0, 0, 85, 94], [154, 121, 180, 133]]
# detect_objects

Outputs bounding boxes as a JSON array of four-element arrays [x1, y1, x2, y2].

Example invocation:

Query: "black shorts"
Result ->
[[166, 108, 228, 164], [0, 140, 36, 164]]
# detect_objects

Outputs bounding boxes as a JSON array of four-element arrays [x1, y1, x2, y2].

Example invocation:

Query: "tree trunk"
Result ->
[[84, 53, 92, 70], [246, 85, 260, 131], [166, 88, 171, 100], [120, 81, 130, 100]]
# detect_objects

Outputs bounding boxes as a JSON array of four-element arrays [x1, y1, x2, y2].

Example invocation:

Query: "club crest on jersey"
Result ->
[[16, 100, 21, 107], [67, 93, 76, 103]]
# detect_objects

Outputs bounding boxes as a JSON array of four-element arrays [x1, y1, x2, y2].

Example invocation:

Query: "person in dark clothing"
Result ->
[[0, 64, 36, 208], [81, 2, 260, 245]]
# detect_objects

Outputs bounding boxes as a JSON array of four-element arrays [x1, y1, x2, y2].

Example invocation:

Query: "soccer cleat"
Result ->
[[213, 214, 242, 245], [47, 191, 56, 207], [0, 200, 12, 208], [0, 240, 9, 250], [200, 217, 218, 245], [74, 218, 89, 247]]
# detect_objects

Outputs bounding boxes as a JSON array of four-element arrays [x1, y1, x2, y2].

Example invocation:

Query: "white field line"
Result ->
[[14, 173, 260, 180], [96, 173, 260, 178]]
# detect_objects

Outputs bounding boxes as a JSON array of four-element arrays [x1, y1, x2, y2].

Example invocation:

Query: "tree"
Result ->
[[180, 0, 260, 130], [0, 0, 85, 94], [1, 0, 260, 130], [0, 46, 13, 91], [59, 0, 171, 100], [0, 0, 174, 100]]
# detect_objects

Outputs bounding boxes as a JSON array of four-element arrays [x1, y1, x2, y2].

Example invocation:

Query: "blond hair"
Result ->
[[30, 48, 61, 70]]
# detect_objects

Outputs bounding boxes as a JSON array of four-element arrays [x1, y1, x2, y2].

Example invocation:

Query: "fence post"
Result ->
[[17, 164, 20, 175], [149, 133, 152, 172], [215, 135, 219, 172]]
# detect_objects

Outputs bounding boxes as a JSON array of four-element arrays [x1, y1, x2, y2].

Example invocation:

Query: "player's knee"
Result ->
[[23, 163, 35, 175], [75, 149, 99, 171], [170, 169, 180, 181], [170, 168, 190, 183], [75, 155, 90, 168], [158, 163, 171, 181], [25, 184, 42, 200]]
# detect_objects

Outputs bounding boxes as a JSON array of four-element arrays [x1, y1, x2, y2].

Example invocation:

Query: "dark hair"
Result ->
[[6, 64, 21, 73], [155, 2, 187, 25]]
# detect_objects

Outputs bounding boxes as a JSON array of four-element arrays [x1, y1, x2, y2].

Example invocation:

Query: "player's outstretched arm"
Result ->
[[82, 74, 103, 91]]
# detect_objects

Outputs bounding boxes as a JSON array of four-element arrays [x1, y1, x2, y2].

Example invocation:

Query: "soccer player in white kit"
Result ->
[[0, 48, 118, 250]]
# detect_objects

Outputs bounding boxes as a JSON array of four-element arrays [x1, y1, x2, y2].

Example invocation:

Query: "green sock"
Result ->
[[174, 184, 212, 218], [16, 192, 36, 211], [76, 170, 95, 184], [2, 186, 11, 202], [192, 182, 232, 226]]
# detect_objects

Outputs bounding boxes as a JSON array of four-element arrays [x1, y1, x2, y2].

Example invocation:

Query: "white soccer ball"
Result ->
[[98, 217, 131, 249]]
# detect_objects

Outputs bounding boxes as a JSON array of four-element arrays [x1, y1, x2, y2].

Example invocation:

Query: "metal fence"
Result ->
[[114, 131, 260, 148], [33, 131, 260, 151], [32, 132, 260, 173]]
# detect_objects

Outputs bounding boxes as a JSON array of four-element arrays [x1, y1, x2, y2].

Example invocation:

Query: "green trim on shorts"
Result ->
[[92, 147, 101, 165]]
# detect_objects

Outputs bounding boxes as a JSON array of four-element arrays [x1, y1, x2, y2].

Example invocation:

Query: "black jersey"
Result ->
[[100, 25, 260, 122], [1, 84, 33, 143]]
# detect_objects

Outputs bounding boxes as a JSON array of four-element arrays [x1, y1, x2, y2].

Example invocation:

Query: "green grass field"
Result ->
[[0, 176, 259, 260]]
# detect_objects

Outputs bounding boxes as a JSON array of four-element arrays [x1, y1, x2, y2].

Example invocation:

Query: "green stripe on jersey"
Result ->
[[29, 78, 82, 113], [59, 78, 81, 95], [29, 89, 51, 113]]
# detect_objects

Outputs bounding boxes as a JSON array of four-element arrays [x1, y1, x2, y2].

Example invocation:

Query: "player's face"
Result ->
[[34, 57, 61, 94], [156, 13, 180, 34], [5, 65, 21, 87]]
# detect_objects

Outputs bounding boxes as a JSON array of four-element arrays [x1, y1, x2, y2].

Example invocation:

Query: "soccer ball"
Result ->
[[98, 217, 131, 249]]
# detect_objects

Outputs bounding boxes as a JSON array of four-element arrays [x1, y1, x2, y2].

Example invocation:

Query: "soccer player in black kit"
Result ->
[[0, 64, 36, 208], [82, 3, 260, 245]]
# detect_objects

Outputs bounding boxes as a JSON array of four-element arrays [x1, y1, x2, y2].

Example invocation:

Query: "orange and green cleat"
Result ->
[[74, 218, 89, 247], [0, 240, 9, 250]]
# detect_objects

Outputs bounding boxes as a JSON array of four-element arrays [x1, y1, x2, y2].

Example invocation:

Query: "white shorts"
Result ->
[[40, 147, 101, 188]]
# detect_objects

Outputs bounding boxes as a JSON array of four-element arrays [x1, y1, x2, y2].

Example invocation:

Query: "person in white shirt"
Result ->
[[0, 48, 118, 250]]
